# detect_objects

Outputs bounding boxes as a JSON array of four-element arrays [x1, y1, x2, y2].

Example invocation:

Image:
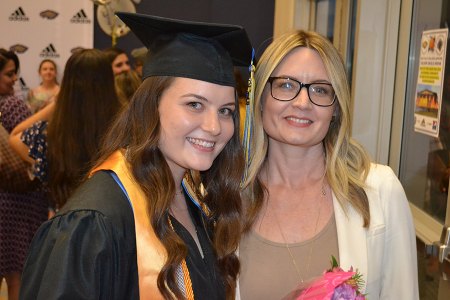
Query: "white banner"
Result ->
[[0, 0, 94, 100]]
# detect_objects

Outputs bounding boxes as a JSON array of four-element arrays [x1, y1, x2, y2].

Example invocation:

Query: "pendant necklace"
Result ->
[[272, 171, 327, 283]]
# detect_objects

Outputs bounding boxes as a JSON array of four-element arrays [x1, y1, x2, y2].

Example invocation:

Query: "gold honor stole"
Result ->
[[91, 150, 195, 300]]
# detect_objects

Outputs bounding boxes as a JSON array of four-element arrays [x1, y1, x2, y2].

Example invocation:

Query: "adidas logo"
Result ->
[[70, 9, 91, 24], [9, 7, 29, 21], [40, 44, 60, 58]]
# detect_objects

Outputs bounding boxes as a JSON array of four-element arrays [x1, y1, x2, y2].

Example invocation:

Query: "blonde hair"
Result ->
[[115, 70, 141, 106], [242, 30, 372, 229]]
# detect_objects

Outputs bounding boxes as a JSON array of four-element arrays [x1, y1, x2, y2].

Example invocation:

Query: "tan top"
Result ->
[[239, 213, 339, 300]]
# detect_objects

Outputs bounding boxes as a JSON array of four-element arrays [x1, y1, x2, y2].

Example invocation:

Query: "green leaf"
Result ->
[[330, 255, 339, 268]]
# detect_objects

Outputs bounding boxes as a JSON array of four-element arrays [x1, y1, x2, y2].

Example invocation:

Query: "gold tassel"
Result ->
[[242, 49, 256, 186]]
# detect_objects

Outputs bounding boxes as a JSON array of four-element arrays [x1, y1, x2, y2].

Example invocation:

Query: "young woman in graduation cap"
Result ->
[[20, 13, 253, 300]]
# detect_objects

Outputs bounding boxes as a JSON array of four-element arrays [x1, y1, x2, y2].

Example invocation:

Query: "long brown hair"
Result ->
[[47, 49, 121, 208], [97, 76, 244, 299]]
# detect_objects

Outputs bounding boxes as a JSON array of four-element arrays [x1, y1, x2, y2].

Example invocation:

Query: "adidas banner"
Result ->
[[0, 0, 94, 100]]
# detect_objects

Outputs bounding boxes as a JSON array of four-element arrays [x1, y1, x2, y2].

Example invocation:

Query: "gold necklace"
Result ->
[[271, 174, 327, 283]]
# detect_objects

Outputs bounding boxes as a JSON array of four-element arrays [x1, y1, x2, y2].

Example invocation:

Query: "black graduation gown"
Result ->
[[20, 171, 225, 300]]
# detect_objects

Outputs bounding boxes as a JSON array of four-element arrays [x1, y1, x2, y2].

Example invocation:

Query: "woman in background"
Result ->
[[238, 30, 419, 299], [130, 46, 147, 78], [104, 47, 131, 75], [0, 49, 47, 300], [27, 59, 60, 113], [10, 49, 121, 210]]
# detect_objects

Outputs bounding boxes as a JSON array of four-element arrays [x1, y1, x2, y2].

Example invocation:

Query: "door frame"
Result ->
[[390, 0, 450, 244]]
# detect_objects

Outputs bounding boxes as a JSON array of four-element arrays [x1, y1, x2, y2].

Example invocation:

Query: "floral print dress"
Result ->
[[21, 120, 48, 183], [0, 95, 47, 275]]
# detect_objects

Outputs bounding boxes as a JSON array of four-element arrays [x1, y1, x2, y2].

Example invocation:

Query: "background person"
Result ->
[[104, 47, 131, 75], [237, 30, 419, 300], [10, 49, 122, 211], [0, 49, 47, 300], [130, 46, 147, 78], [19, 13, 252, 300], [26, 59, 60, 113]]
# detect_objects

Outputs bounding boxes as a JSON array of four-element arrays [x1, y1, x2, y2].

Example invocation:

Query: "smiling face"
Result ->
[[0, 59, 17, 96], [111, 53, 131, 75], [39, 61, 57, 83], [262, 47, 335, 151], [158, 77, 236, 177]]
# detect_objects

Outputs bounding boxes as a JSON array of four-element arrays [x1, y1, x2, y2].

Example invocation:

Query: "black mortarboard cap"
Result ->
[[116, 12, 253, 87]]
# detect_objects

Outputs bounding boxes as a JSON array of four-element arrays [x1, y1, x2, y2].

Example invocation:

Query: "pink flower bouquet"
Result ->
[[296, 256, 367, 300]]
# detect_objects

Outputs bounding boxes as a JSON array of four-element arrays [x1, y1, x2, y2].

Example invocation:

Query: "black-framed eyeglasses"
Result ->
[[267, 77, 336, 107]]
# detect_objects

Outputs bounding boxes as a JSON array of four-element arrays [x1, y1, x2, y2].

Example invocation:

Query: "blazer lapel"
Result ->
[[333, 194, 368, 292]]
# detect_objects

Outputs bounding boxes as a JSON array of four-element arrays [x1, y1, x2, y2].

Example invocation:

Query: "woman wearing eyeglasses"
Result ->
[[237, 30, 419, 300]]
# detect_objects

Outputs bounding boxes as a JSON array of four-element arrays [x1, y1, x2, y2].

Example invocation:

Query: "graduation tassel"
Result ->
[[242, 48, 255, 187]]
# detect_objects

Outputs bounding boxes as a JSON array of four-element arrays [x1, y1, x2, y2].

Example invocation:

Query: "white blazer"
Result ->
[[236, 164, 419, 300], [334, 164, 419, 299]]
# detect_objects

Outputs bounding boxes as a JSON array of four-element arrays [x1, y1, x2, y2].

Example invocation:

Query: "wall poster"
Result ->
[[414, 28, 448, 137]]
